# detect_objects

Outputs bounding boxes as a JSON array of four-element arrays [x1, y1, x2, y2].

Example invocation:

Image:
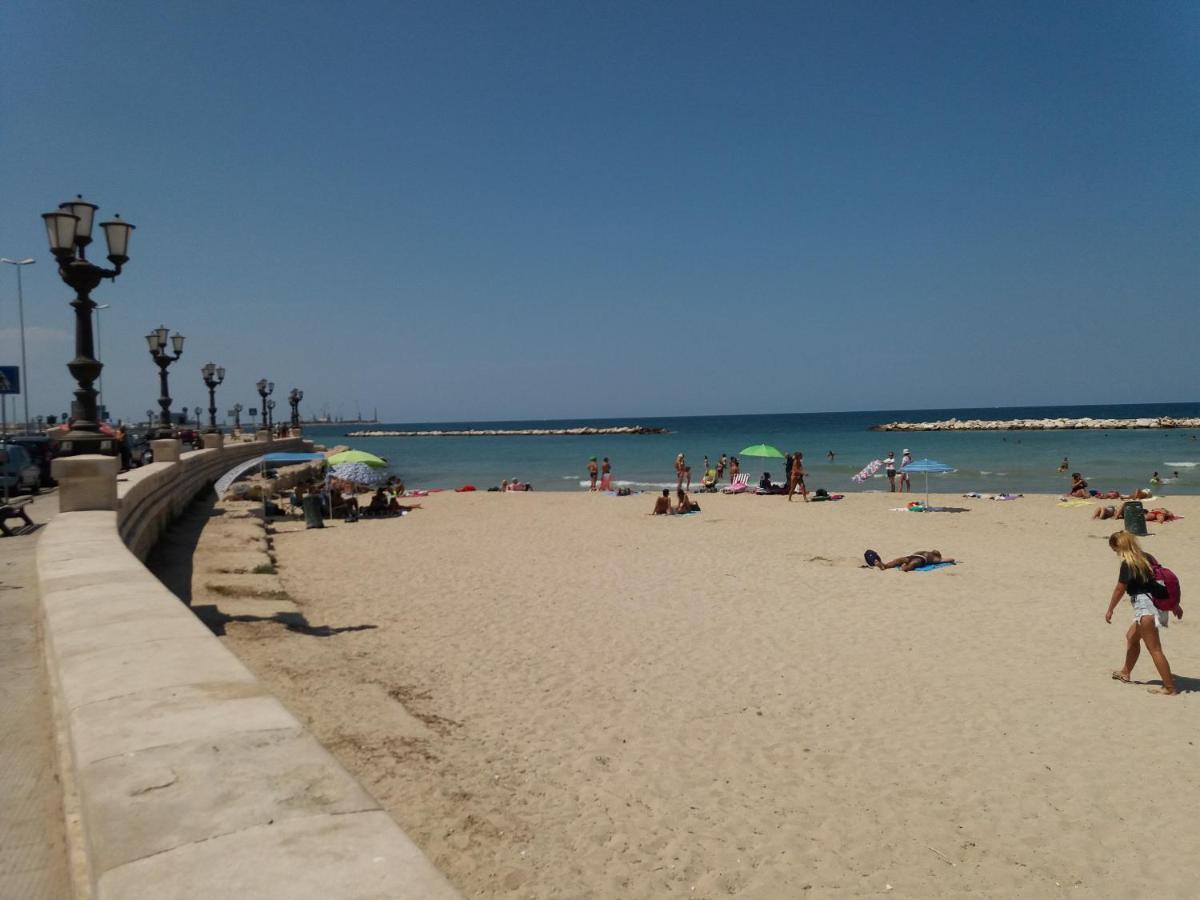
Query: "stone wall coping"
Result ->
[[37, 446, 460, 898]]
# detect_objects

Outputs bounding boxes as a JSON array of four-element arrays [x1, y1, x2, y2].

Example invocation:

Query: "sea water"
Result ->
[[302, 402, 1200, 495]]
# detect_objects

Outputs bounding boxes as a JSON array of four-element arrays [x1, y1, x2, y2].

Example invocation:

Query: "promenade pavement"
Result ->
[[0, 489, 71, 899]]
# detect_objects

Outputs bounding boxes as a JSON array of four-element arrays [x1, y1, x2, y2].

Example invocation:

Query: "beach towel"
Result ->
[[1057, 499, 1093, 508], [911, 561, 957, 572], [852, 459, 882, 484]]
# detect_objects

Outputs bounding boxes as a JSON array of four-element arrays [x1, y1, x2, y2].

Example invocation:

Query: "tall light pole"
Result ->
[[40, 194, 135, 455], [256, 379, 273, 428], [201, 363, 225, 433], [288, 388, 303, 428], [146, 325, 185, 439], [0, 258, 34, 433], [93, 303, 110, 417]]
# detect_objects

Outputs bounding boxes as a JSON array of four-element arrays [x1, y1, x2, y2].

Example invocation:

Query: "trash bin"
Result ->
[[301, 494, 324, 529], [1123, 500, 1147, 536]]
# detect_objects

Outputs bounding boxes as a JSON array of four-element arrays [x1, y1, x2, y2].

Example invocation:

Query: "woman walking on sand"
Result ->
[[1105, 531, 1176, 695], [787, 451, 808, 502]]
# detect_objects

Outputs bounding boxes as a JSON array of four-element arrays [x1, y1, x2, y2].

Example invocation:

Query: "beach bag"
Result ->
[[1149, 556, 1181, 612]]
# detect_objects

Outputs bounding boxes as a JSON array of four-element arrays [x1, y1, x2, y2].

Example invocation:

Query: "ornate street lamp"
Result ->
[[40, 194, 134, 455], [256, 379, 273, 428], [288, 388, 303, 428], [201, 362, 225, 432], [267, 399, 276, 429], [146, 325, 185, 439], [146, 408, 155, 427], [193, 407, 202, 429], [231, 402, 243, 429]]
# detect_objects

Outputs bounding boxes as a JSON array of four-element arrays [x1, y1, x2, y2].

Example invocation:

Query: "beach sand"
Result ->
[[201, 490, 1200, 897]]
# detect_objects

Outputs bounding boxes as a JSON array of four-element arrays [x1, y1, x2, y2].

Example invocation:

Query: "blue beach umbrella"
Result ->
[[899, 458, 956, 507]]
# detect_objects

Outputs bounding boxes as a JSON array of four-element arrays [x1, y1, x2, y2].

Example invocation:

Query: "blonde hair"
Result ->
[[1109, 531, 1152, 581]]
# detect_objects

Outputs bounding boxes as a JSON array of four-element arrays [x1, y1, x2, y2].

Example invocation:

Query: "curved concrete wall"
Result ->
[[37, 442, 459, 899]]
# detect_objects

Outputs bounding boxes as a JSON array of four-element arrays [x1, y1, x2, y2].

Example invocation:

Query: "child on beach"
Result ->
[[1105, 531, 1176, 695]]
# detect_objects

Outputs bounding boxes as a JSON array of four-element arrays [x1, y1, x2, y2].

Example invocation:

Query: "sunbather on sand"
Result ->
[[650, 489, 673, 516], [865, 549, 955, 571], [1069, 473, 1089, 498], [675, 489, 699, 514]]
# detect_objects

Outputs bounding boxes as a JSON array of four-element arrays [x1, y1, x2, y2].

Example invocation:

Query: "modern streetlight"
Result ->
[[0, 258, 34, 433], [200, 362, 226, 433], [146, 325, 185, 439], [40, 194, 134, 455], [93, 303, 110, 415], [288, 388, 303, 428], [256, 379, 273, 428]]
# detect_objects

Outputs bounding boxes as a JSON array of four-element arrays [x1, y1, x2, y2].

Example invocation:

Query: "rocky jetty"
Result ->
[[869, 416, 1200, 432], [345, 425, 667, 437]]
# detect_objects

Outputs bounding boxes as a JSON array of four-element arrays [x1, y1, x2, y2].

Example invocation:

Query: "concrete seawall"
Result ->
[[36, 437, 459, 899]]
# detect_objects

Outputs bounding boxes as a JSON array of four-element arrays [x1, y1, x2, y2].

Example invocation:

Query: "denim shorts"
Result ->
[[1131, 593, 1168, 628]]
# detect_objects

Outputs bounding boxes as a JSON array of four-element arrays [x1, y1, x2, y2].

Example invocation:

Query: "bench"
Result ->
[[0, 496, 33, 536]]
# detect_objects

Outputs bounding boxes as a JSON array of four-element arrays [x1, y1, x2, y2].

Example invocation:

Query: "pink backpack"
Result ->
[[1149, 556, 1182, 614]]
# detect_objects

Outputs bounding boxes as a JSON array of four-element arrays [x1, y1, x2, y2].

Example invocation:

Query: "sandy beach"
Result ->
[[192, 490, 1200, 898]]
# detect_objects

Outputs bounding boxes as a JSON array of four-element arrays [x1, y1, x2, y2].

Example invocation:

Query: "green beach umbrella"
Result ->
[[739, 443, 785, 459], [326, 449, 388, 468]]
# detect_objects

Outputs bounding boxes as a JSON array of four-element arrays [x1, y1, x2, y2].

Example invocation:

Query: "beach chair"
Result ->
[[722, 473, 750, 494]]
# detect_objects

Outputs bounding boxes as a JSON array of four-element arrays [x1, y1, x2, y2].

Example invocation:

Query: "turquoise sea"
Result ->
[[303, 403, 1200, 496]]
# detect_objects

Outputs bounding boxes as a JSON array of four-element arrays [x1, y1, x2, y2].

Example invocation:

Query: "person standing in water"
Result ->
[[1105, 531, 1176, 695], [675, 454, 686, 491], [827, 449, 835, 464], [898, 449, 912, 493], [601, 457, 612, 490], [1058, 457, 1070, 473], [884, 451, 897, 492], [587, 457, 599, 491]]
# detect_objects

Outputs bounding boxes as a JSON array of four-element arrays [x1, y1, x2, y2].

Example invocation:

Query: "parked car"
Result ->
[[10, 435, 58, 488], [0, 443, 43, 495]]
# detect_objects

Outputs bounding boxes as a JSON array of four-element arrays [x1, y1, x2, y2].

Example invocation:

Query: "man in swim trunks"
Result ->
[[587, 457, 598, 491], [866, 549, 953, 571]]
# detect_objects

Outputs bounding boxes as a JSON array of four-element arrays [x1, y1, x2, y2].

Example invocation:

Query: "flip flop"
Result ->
[[1111, 671, 1131, 683], [864, 550, 881, 567]]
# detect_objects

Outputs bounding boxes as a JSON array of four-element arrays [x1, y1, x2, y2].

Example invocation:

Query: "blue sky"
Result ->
[[1, 1, 1196, 424]]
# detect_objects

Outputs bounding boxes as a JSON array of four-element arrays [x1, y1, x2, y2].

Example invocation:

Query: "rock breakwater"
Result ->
[[346, 425, 668, 437], [870, 416, 1200, 432]]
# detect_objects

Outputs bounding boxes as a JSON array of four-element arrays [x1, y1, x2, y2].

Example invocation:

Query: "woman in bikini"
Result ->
[[1105, 531, 1175, 695], [865, 549, 953, 571]]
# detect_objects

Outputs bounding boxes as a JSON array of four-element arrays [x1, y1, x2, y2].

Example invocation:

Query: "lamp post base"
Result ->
[[57, 427, 117, 457]]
